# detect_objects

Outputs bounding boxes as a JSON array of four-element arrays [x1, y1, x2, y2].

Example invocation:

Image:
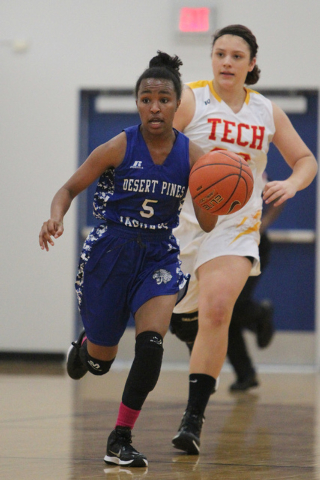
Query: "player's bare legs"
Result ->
[[86, 341, 118, 361], [135, 293, 177, 338], [172, 255, 251, 454], [104, 293, 178, 467], [190, 255, 252, 378]]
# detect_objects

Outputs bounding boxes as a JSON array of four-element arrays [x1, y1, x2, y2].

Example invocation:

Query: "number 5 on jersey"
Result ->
[[140, 199, 158, 218]]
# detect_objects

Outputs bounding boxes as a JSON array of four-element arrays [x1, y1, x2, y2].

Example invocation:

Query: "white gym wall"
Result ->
[[1, 0, 319, 368]]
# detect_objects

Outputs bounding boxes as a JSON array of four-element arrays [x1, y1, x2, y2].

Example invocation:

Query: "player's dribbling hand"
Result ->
[[263, 179, 297, 206], [39, 219, 64, 251]]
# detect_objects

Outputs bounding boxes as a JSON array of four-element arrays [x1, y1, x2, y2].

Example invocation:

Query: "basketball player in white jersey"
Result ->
[[170, 24, 318, 455]]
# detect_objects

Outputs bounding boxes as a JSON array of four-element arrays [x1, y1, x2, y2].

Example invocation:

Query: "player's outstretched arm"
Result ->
[[39, 133, 127, 251], [39, 186, 73, 251]]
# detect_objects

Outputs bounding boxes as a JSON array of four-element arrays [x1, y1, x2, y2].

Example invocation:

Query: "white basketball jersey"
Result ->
[[181, 80, 275, 226]]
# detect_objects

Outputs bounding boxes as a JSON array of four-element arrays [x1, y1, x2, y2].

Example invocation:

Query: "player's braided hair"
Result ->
[[212, 24, 261, 85], [135, 50, 183, 99]]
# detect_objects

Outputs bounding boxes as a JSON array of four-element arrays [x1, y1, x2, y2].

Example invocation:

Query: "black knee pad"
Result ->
[[86, 351, 115, 376], [170, 311, 199, 343], [122, 331, 163, 410]]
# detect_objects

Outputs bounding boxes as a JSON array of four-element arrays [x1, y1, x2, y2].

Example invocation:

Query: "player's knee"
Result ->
[[132, 331, 164, 393], [121, 331, 164, 410], [86, 352, 115, 376], [170, 311, 199, 343]]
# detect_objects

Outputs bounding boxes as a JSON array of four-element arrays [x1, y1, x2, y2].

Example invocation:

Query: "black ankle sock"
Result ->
[[187, 373, 216, 416]]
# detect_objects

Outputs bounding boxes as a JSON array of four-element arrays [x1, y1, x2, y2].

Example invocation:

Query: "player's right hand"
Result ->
[[39, 219, 64, 251]]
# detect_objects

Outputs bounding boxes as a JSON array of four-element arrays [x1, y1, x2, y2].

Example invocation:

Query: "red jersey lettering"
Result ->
[[221, 120, 236, 144], [237, 123, 250, 147], [208, 118, 221, 140], [249, 126, 265, 150]]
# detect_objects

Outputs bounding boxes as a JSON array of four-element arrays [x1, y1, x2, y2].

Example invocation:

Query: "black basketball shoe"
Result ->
[[229, 373, 259, 392], [104, 426, 148, 467], [172, 409, 204, 455], [66, 329, 88, 380]]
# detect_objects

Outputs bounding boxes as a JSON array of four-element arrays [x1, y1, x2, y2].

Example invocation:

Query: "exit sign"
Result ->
[[174, 2, 216, 38], [179, 7, 210, 32]]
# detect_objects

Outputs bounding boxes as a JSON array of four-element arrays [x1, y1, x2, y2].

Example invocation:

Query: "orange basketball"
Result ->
[[189, 150, 254, 215]]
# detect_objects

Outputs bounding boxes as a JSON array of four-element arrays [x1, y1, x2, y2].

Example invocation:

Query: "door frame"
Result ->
[[77, 87, 320, 369]]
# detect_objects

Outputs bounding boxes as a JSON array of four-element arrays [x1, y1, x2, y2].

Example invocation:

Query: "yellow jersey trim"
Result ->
[[245, 88, 260, 104], [186, 81, 261, 105], [187, 80, 260, 105], [187, 80, 221, 102]]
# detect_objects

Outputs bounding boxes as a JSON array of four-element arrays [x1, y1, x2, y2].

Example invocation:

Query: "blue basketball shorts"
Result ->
[[75, 222, 189, 346]]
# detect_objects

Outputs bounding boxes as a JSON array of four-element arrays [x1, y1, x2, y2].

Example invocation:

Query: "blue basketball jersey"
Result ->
[[93, 125, 190, 231]]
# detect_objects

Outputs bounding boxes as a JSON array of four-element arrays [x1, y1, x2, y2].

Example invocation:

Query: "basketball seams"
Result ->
[[192, 173, 242, 201], [190, 162, 253, 181], [191, 162, 245, 172], [194, 172, 247, 212], [189, 150, 254, 215], [220, 151, 243, 164]]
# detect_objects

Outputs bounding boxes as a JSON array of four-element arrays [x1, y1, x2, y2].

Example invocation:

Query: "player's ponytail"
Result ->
[[135, 51, 183, 99], [149, 51, 183, 75]]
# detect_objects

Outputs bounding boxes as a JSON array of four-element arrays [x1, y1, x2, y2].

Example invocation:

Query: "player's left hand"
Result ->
[[263, 180, 297, 206]]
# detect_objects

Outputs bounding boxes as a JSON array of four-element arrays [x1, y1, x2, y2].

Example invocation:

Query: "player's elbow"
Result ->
[[198, 214, 218, 232], [193, 204, 218, 232], [201, 224, 214, 233]]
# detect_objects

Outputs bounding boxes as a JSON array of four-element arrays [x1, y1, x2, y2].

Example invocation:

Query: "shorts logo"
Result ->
[[130, 160, 143, 169], [153, 269, 172, 285]]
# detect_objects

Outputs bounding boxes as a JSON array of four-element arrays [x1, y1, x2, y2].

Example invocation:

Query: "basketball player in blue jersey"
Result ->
[[39, 51, 217, 468]]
